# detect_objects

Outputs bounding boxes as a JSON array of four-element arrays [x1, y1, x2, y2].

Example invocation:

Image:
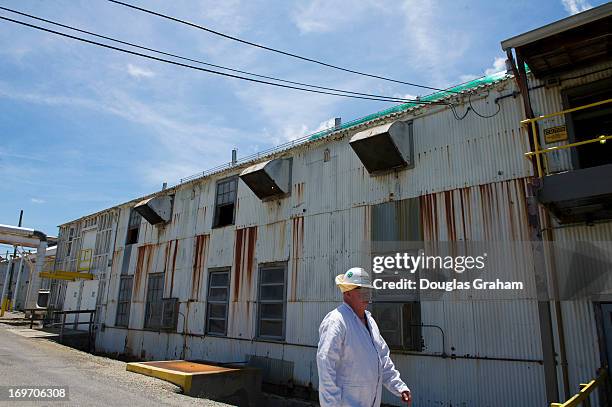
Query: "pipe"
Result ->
[[105, 326, 545, 365], [11, 255, 25, 311]]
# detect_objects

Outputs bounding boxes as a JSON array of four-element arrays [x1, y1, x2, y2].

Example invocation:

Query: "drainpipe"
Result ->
[[505, 48, 568, 403], [12, 255, 25, 311]]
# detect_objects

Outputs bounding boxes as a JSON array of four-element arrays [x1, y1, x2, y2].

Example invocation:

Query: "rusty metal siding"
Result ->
[[69, 69, 612, 406]]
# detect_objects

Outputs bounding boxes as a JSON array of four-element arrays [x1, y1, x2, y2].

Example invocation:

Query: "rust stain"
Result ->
[[506, 181, 518, 240], [191, 234, 209, 300], [233, 226, 258, 303], [443, 190, 456, 241], [133, 245, 146, 301], [245, 227, 257, 286], [291, 216, 304, 301], [170, 239, 179, 296], [141, 361, 235, 373], [458, 188, 468, 240], [233, 228, 244, 301]]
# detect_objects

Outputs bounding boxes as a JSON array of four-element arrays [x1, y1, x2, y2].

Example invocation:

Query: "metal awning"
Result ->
[[501, 3, 612, 78]]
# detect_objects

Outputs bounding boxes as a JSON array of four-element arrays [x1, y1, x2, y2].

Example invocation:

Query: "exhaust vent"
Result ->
[[349, 121, 414, 175], [240, 158, 292, 200], [134, 195, 173, 225]]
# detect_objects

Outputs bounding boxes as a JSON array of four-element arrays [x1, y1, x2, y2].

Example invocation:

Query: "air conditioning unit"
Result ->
[[134, 195, 173, 225], [349, 121, 414, 175], [240, 158, 292, 200]]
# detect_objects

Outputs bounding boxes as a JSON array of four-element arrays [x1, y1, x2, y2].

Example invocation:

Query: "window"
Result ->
[[206, 269, 230, 335], [125, 209, 141, 245], [257, 264, 287, 340], [115, 276, 133, 327], [371, 302, 422, 351], [370, 197, 423, 351], [144, 273, 164, 329], [161, 298, 179, 330], [564, 78, 612, 169], [213, 177, 238, 228], [66, 227, 75, 258]]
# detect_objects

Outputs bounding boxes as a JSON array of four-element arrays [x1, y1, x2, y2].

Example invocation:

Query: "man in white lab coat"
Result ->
[[317, 267, 412, 406]]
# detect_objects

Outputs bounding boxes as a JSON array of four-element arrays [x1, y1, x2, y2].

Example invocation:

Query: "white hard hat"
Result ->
[[335, 267, 374, 293]]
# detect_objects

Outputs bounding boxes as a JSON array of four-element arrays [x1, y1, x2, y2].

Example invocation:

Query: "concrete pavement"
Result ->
[[0, 323, 231, 407]]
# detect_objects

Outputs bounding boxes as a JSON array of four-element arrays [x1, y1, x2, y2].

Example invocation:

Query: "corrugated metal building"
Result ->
[[47, 6, 612, 407]]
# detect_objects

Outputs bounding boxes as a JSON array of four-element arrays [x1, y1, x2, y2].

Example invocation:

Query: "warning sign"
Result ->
[[544, 125, 568, 143]]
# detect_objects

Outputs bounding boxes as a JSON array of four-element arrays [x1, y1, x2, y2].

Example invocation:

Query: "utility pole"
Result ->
[[6, 210, 24, 311]]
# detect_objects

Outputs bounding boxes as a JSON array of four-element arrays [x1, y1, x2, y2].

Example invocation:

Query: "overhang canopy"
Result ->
[[501, 3, 612, 79]]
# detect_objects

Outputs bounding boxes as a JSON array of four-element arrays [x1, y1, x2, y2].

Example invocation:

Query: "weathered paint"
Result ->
[[62, 64, 612, 406], [191, 234, 209, 300], [290, 216, 304, 302]]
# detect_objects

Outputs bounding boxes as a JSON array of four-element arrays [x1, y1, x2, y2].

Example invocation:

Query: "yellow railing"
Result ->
[[521, 98, 612, 178], [551, 368, 609, 407]]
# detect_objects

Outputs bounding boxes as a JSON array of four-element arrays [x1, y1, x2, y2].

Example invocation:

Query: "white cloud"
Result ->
[[126, 64, 155, 79], [484, 57, 507, 76], [30, 198, 45, 204], [399, 0, 470, 85], [292, 0, 383, 34], [561, 0, 592, 15], [393, 93, 418, 101], [458, 56, 507, 83]]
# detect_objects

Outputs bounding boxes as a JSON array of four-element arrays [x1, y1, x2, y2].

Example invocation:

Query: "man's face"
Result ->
[[345, 287, 372, 313]]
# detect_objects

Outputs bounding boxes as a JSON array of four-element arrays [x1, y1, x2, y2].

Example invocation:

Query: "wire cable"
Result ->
[[106, 0, 460, 94], [0, 15, 441, 104], [0, 6, 447, 105], [468, 93, 501, 118]]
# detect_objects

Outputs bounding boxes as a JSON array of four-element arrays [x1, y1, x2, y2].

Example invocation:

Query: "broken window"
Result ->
[[206, 269, 230, 335], [144, 273, 164, 329], [115, 276, 133, 327], [125, 209, 141, 245], [564, 78, 612, 169], [213, 177, 238, 228], [257, 264, 287, 340]]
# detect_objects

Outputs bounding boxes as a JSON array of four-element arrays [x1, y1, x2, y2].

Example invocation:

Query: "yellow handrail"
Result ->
[[521, 98, 612, 177], [550, 368, 608, 407], [525, 135, 610, 157]]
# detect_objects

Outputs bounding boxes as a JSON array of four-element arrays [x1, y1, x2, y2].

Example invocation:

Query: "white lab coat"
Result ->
[[317, 302, 410, 407]]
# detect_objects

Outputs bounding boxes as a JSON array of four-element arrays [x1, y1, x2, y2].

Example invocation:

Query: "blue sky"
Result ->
[[0, 0, 603, 250]]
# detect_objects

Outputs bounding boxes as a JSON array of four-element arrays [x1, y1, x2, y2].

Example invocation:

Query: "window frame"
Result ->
[[371, 301, 423, 352], [205, 268, 231, 336], [144, 273, 165, 330], [115, 275, 133, 327], [212, 176, 238, 228], [256, 262, 287, 341], [125, 209, 141, 245]]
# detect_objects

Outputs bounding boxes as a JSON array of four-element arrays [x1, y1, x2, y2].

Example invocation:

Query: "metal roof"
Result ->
[[501, 2, 612, 50]]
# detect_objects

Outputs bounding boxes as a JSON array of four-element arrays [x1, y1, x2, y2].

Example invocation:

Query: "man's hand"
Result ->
[[401, 390, 412, 405]]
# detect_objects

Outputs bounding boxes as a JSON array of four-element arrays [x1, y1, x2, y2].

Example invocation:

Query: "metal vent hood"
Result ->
[[349, 121, 414, 175], [240, 158, 292, 200], [134, 195, 173, 225]]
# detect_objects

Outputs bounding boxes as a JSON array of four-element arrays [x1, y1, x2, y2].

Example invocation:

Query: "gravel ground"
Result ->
[[0, 322, 232, 407]]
